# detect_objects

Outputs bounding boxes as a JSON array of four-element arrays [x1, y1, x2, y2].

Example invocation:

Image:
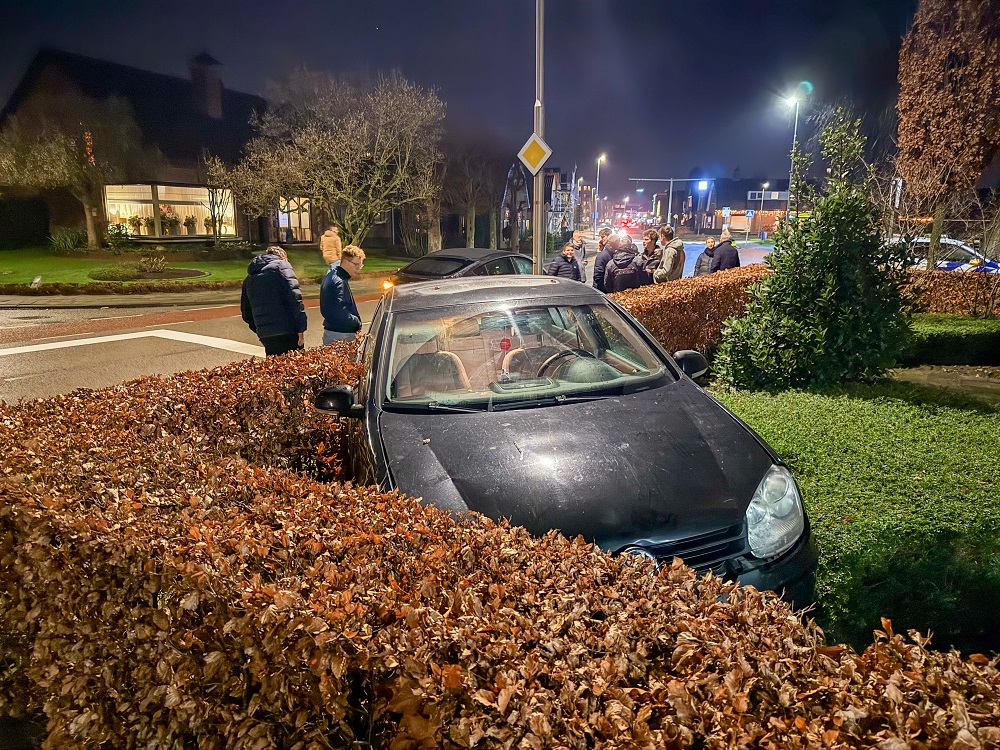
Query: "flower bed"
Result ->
[[3, 347, 1000, 747]]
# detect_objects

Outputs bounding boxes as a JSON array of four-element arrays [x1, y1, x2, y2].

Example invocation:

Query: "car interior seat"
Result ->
[[392, 351, 472, 398]]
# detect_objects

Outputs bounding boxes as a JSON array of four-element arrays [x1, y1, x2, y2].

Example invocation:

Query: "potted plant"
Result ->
[[142, 216, 157, 236], [127, 215, 142, 236], [204, 216, 216, 233], [167, 216, 181, 235], [183, 215, 198, 236]]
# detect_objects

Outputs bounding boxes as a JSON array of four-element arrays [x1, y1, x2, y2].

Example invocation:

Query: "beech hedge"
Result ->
[[901, 270, 1000, 317], [610, 265, 768, 353], [4, 347, 1000, 747]]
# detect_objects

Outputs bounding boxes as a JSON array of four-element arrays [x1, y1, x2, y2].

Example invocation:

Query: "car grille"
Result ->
[[627, 524, 747, 572]]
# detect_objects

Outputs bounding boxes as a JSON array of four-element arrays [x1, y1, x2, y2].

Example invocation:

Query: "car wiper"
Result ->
[[426, 401, 489, 413]]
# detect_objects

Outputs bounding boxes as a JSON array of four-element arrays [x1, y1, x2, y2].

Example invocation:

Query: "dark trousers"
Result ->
[[260, 333, 303, 357]]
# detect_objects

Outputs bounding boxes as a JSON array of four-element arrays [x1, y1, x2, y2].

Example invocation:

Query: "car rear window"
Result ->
[[402, 257, 471, 277]]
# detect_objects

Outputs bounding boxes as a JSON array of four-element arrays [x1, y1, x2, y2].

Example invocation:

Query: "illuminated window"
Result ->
[[277, 197, 312, 242], [104, 184, 236, 238]]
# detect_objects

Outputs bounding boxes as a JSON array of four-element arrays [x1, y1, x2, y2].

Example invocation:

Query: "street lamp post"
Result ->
[[747, 181, 769, 241], [593, 154, 605, 238], [786, 96, 800, 215], [532, 0, 546, 272]]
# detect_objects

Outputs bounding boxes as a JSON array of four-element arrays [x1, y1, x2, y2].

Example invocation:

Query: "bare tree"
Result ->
[[442, 138, 512, 248], [0, 92, 159, 248], [215, 70, 445, 247], [897, 0, 1000, 267]]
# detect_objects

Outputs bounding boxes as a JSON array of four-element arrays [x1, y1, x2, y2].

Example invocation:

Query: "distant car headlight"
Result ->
[[746, 465, 805, 559], [383, 279, 394, 291]]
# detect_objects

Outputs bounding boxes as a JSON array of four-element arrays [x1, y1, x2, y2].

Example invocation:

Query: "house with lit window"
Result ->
[[1, 48, 319, 245]]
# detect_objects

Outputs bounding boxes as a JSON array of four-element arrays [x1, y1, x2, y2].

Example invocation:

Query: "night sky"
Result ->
[[0, 0, 918, 200]]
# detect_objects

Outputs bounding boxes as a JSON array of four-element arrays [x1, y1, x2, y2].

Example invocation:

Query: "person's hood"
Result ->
[[665, 238, 685, 250], [247, 253, 285, 276], [322, 228, 337, 236], [376, 378, 775, 550], [611, 245, 638, 265]]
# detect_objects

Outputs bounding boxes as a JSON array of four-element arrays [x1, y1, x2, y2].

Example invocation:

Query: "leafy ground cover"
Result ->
[[715, 382, 1000, 655], [0, 246, 405, 287]]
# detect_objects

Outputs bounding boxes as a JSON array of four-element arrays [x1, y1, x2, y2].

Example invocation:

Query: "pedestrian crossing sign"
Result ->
[[518, 133, 552, 175]]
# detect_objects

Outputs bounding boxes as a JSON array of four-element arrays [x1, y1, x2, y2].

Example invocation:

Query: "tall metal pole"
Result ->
[[666, 178, 674, 227], [593, 156, 602, 238], [787, 99, 800, 216], [532, 0, 545, 272]]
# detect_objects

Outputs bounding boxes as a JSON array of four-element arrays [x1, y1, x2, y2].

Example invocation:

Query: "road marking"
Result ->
[[0, 330, 265, 358]]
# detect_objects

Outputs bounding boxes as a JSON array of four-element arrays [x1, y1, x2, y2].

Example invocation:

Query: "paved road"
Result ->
[[0, 299, 382, 403]]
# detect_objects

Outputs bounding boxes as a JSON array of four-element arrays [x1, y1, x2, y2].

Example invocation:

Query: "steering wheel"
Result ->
[[536, 349, 596, 377]]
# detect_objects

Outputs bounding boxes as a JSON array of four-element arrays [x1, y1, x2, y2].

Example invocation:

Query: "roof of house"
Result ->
[[1, 48, 266, 163]]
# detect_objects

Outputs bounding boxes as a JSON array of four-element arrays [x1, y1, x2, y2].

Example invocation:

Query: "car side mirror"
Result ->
[[673, 350, 710, 380], [314, 385, 364, 418]]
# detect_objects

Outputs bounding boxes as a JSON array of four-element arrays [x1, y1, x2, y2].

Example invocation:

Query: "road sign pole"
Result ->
[[532, 0, 546, 273]]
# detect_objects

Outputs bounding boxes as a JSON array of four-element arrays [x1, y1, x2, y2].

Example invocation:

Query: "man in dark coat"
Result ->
[[604, 235, 649, 293], [710, 230, 741, 272], [592, 232, 619, 293], [240, 245, 307, 356], [320, 244, 365, 344], [545, 243, 583, 281]]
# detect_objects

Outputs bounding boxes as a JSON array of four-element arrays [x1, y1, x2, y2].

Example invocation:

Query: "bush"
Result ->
[[48, 227, 87, 252], [899, 313, 1000, 365], [138, 250, 167, 273], [4, 348, 1000, 747], [88, 261, 143, 281], [105, 223, 133, 254], [716, 114, 909, 389], [902, 269, 1000, 318], [611, 264, 767, 354]]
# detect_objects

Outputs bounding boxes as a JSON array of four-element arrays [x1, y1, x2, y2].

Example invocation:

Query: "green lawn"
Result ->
[[0, 246, 406, 287], [715, 382, 1000, 655]]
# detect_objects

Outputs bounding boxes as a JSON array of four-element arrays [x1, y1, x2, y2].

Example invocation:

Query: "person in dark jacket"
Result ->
[[240, 246, 307, 356], [693, 237, 716, 276], [710, 229, 740, 272], [321, 244, 365, 344], [592, 233, 619, 293], [639, 229, 662, 283], [604, 236, 649, 293], [545, 243, 583, 281]]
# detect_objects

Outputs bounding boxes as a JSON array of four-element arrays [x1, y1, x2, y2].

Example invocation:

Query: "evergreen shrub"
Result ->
[[716, 111, 910, 389]]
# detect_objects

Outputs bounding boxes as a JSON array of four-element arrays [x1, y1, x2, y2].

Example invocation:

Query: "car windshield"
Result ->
[[383, 302, 671, 410], [402, 256, 471, 277]]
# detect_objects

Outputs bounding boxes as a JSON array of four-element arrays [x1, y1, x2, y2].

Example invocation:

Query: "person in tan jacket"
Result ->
[[320, 225, 342, 267]]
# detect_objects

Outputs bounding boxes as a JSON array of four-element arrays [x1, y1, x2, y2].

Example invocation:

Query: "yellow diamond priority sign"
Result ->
[[518, 132, 552, 175]]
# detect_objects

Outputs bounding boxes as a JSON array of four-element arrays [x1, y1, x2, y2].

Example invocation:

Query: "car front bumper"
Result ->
[[734, 532, 819, 611]]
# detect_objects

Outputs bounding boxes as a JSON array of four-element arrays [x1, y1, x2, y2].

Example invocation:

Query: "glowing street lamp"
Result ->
[[594, 153, 606, 237], [786, 96, 801, 211]]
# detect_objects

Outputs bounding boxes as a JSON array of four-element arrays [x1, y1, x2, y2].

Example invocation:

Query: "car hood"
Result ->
[[376, 378, 775, 550]]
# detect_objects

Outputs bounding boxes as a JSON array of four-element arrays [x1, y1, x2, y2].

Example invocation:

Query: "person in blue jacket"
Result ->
[[321, 244, 365, 345], [240, 245, 307, 356]]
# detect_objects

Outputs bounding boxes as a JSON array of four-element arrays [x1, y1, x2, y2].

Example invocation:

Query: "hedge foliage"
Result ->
[[4, 348, 1000, 747], [900, 313, 1000, 366], [902, 270, 1000, 318], [610, 265, 768, 353]]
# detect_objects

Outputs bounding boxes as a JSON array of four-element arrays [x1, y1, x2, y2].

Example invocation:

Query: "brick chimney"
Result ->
[[189, 52, 223, 119]]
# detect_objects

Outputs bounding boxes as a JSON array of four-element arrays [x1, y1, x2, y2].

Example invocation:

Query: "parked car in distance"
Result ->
[[383, 248, 535, 291], [316, 276, 818, 608], [895, 236, 1000, 273]]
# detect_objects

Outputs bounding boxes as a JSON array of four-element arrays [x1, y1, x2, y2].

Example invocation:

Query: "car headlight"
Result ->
[[383, 279, 394, 291], [746, 465, 805, 559]]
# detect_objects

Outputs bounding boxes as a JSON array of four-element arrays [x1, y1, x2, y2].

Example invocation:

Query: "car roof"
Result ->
[[384, 276, 603, 314], [419, 247, 521, 262]]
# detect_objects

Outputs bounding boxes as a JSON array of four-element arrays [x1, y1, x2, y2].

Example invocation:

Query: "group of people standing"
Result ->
[[545, 226, 741, 293], [240, 225, 366, 356]]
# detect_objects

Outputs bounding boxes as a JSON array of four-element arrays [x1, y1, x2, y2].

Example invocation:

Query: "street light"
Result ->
[[748, 181, 769, 241], [594, 153, 606, 238], [786, 96, 800, 214]]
